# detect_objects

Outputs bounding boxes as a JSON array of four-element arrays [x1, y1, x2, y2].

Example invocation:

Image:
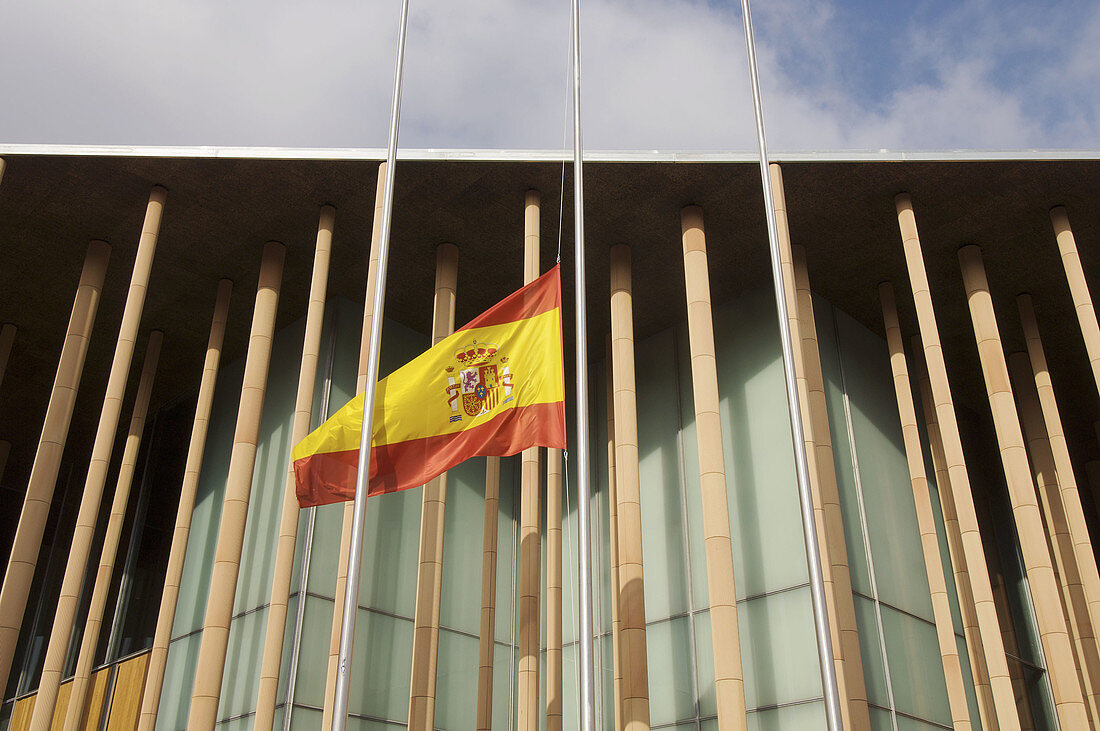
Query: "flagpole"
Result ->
[[737, 2, 843, 729], [331, 0, 411, 728], [570, 0, 596, 728]]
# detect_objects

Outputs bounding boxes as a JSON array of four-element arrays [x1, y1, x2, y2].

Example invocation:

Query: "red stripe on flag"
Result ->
[[295, 400, 566, 508], [456, 265, 561, 332]]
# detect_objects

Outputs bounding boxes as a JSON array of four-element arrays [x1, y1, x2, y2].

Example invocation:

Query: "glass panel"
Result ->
[[714, 291, 809, 597], [739, 587, 823, 709], [636, 329, 690, 621], [492, 642, 516, 730], [693, 610, 716, 718], [287, 705, 322, 731], [434, 629, 478, 729], [815, 298, 873, 599], [746, 701, 826, 730], [347, 610, 414, 724], [834, 309, 933, 621], [439, 458, 487, 636], [218, 605, 269, 720], [645, 616, 697, 726], [880, 604, 950, 727], [852, 595, 889, 709], [282, 594, 334, 709], [155, 633, 201, 731], [868, 706, 894, 731]]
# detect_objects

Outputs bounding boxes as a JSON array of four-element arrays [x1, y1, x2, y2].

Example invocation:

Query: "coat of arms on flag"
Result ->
[[293, 266, 566, 508]]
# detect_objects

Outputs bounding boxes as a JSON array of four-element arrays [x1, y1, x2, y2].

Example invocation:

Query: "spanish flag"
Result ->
[[293, 265, 567, 508]]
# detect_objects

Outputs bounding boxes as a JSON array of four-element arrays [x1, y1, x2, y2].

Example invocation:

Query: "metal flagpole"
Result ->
[[737, 1, 843, 729], [570, 0, 596, 728], [331, 0, 411, 728]]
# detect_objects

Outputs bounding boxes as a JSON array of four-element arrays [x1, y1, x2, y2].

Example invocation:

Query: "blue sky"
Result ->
[[0, 0, 1097, 151]]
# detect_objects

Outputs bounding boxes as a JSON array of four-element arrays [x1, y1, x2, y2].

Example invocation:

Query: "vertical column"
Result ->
[[476, 456, 501, 730], [1049, 207, 1100, 398], [610, 244, 650, 730], [957, 244, 1087, 728], [792, 244, 871, 729], [322, 162, 386, 726], [880, 284, 972, 729], [0, 323, 15, 389], [768, 165, 856, 729], [517, 190, 542, 730], [137, 279, 232, 731], [680, 206, 747, 729], [1009, 351, 1100, 721], [546, 447, 563, 731], [1018, 295, 1100, 657], [253, 206, 335, 731], [0, 240, 110, 692], [407, 243, 459, 729], [29, 186, 166, 731], [913, 338, 997, 730], [606, 335, 624, 729], [895, 194, 1021, 730], [186, 241, 286, 731], [62, 331, 162, 731]]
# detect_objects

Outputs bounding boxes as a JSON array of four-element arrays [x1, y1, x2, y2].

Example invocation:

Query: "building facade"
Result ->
[[1, 148, 1099, 730]]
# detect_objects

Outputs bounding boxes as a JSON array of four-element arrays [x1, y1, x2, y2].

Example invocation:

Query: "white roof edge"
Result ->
[[0, 143, 1097, 163]]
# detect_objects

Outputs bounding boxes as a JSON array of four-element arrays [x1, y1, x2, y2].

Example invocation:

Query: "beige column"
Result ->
[[895, 194, 1021, 730], [186, 241, 286, 731], [0, 239, 110, 692], [913, 338, 996, 729], [29, 187, 166, 731], [1018, 295, 1100, 658], [610, 244, 650, 730], [1009, 351, 1100, 722], [957, 244, 1087, 728], [546, 447, 563, 731], [63, 331, 162, 731], [1049, 207, 1100, 399], [768, 165, 857, 729], [476, 456, 501, 730], [606, 336, 624, 729], [880, 284, 972, 730], [0, 323, 14, 389], [321, 163, 387, 726], [680, 206, 747, 729], [517, 190, 542, 731], [137, 279, 232, 731], [253, 206, 335, 731], [791, 244, 872, 729], [407, 243, 459, 729]]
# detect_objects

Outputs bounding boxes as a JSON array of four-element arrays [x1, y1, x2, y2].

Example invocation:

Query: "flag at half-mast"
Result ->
[[293, 265, 566, 508]]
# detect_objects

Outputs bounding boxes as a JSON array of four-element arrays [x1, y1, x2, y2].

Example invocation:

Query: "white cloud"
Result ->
[[0, 0, 1097, 150]]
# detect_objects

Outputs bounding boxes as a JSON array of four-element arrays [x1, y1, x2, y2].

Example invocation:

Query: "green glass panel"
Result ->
[[646, 616, 697, 726], [955, 633, 983, 731], [218, 605, 270, 719], [852, 595, 889, 708], [355, 487, 422, 617], [635, 328, 690, 620], [880, 605, 950, 726], [284, 594, 335, 709], [746, 701, 827, 730], [739, 587, 823, 709], [714, 291, 808, 597], [693, 609, 717, 718], [494, 456, 519, 642], [439, 458, 487, 635], [897, 715, 956, 731], [492, 642, 516, 730], [287, 705, 321, 730], [868, 705, 894, 731], [345, 717, 406, 730], [155, 632, 201, 731], [835, 309, 933, 620], [435, 629, 478, 729], [347, 610, 414, 723], [814, 299, 873, 598]]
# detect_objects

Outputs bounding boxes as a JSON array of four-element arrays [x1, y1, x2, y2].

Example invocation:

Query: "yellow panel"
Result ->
[[80, 668, 111, 731], [105, 653, 149, 731], [49, 680, 72, 731], [9, 695, 36, 731]]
